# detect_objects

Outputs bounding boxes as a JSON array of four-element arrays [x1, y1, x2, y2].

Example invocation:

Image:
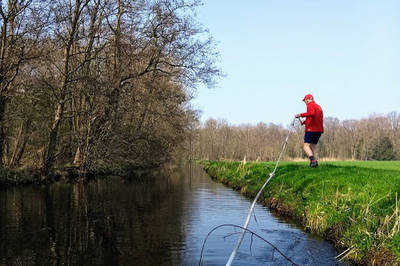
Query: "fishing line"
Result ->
[[225, 118, 298, 266], [198, 118, 300, 265]]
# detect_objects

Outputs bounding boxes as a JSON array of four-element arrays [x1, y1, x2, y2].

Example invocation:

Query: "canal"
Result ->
[[0, 164, 347, 265]]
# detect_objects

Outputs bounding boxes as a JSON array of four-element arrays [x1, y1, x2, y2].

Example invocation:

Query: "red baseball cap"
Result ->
[[302, 94, 313, 101]]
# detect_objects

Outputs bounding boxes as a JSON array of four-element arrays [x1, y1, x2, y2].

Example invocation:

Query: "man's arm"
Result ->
[[298, 105, 316, 117]]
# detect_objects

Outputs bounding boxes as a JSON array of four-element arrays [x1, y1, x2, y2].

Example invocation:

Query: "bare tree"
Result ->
[[0, 0, 46, 166], [193, 113, 400, 162], [0, 0, 221, 176], [42, 0, 93, 175]]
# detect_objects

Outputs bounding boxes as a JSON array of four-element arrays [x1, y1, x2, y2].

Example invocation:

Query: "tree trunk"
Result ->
[[0, 95, 6, 167], [42, 0, 84, 175], [9, 117, 31, 167], [43, 101, 65, 175]]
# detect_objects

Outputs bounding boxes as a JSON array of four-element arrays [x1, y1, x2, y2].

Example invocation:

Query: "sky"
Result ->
[[191, 0, 400, 126]]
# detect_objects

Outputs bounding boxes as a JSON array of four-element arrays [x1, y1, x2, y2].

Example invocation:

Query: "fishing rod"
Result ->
[[225, 117, 299, 266]]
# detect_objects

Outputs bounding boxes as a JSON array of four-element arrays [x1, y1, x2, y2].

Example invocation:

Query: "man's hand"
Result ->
[[295, 114, 301, 118]]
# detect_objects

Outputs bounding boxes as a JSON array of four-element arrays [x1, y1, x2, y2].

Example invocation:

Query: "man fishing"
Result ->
[[295, 94, 324, 168]]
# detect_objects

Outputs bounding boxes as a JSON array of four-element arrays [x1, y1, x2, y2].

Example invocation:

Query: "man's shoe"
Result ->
[[310, 160, 318, 168]]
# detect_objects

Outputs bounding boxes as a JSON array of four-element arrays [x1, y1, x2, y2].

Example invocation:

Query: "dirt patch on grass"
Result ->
[[324, 223, 347, 245], [362, 247, 396, 266], [263, 197, 307, 226]]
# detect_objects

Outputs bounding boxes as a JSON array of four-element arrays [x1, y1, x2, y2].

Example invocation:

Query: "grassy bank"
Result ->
[[200, 160, 400, 265]]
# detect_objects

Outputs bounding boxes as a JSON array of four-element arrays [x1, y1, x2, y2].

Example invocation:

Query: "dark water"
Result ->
[[0, 165, 347, 265]]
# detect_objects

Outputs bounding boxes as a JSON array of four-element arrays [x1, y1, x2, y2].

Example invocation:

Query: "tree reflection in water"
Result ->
[[0, 170, 187, 266]]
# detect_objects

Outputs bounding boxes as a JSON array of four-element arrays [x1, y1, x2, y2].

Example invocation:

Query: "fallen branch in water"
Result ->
[[198, 223, 299, 266]]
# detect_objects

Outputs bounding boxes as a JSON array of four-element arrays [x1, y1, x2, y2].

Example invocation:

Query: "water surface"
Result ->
[[0, 165, 347, 265]]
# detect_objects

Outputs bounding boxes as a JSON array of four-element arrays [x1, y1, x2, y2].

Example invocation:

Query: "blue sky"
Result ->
[[191, 0, 400, 126]]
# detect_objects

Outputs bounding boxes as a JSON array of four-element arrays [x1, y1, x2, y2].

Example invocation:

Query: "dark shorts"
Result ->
[[304, 132, 322, 144]]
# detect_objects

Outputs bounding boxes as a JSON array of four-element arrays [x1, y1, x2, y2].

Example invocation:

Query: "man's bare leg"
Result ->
[[310, 143, 318, 160], [303, 143, 313, 157], [304, 143, 318, 167]]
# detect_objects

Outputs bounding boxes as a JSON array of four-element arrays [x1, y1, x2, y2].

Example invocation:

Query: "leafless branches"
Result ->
[[192, 113, 400, 161], [0, 0, 221, 175]]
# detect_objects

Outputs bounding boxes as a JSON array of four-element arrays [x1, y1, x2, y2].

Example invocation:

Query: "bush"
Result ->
[[371, 136, 396, 160]]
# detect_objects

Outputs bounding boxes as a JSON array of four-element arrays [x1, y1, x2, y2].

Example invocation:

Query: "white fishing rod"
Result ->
[[226, 118, 299, 266]]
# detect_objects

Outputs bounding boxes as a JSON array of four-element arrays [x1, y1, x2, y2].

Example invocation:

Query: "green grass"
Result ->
[[200, 160, 400, 264], [326, 160, 400, 171]]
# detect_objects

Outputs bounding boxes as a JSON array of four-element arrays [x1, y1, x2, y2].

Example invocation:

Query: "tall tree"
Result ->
[[0, 0, 221, 175], [42, 0, 91, 175], [0, 0, 45, 166]]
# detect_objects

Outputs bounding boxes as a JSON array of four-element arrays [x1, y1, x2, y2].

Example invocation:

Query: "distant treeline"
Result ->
[[190, 112, 400, 161], [0, 0, 219, 175]]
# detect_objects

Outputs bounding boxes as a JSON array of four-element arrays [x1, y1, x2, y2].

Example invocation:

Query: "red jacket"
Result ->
[[299, 101, 324, 132]]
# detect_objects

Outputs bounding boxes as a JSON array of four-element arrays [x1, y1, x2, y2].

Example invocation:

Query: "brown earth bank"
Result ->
[[0, 165, 162, 189]]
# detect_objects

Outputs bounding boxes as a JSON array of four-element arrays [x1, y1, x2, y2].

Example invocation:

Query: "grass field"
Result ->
[[200, 160, 400, 265]]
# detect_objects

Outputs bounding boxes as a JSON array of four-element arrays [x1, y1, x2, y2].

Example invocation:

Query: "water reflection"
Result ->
[[0, 172, 187, 266], [0, 165, 347, 265]]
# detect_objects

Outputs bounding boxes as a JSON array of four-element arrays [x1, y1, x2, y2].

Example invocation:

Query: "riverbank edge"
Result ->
[[200, 160, 398, 266], [0, 165, 159, 189]]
